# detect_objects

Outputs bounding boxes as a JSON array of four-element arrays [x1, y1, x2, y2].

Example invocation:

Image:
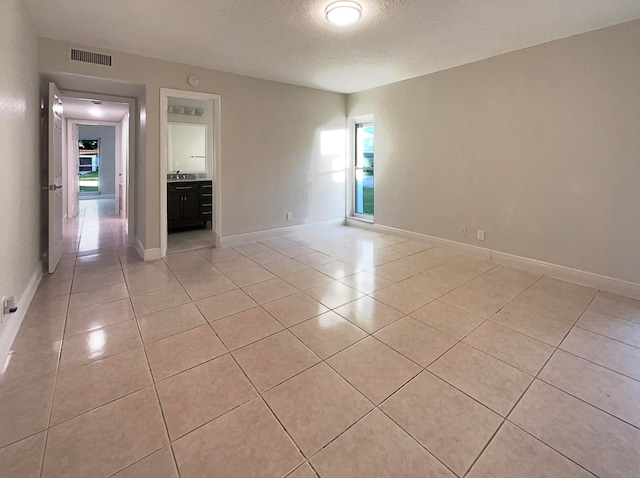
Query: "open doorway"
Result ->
[[62, 96, 132, 235], [160, 88, 221, 257]]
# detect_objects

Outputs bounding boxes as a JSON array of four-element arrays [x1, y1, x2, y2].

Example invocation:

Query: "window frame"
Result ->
[[347, 114, 374, 221]]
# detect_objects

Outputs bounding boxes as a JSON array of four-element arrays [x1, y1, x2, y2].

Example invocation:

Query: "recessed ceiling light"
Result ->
[[326, 1, 362, 26], [88, 107, 105, 118]]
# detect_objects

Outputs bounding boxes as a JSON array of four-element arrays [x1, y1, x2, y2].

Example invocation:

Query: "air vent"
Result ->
[[70, 48, 112, 66]]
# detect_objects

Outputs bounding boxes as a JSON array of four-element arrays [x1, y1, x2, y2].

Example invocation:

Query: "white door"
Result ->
[[48, 82, 64, 273], [68, 123, 79, 218]]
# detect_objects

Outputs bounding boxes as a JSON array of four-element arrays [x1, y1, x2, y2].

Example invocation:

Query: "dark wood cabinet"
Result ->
[[168, 180, 212, 229]]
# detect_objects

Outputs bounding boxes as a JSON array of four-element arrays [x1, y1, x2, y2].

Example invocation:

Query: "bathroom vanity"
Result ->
[[167, 178, 212, 229]]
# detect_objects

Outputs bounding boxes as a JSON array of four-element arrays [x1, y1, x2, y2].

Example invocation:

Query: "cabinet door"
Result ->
[[182, 189, 199, 219], [168, 191, 183, 221]]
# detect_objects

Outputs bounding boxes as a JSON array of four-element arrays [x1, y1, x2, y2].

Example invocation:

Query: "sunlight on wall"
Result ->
[[321, 129, 346, 183]]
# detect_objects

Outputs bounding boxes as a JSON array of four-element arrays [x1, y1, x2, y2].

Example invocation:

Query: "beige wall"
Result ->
[[39, 40, 347, 247], [348, 20, 640, 284], [0, 0, 41, 327]]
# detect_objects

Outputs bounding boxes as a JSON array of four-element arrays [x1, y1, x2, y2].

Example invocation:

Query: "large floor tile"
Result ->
[[111, 446, 178, 478], [374, 316, 456, 367], [173, 398, 303, 478], [282, 268, 334, 290], [131, 286, 191, 316], [0, 377, 55, 448], [243, 278, 299, 304], [410, 299, 486, 339], [381, 371, 502, 476], [181, 275, 239, 301], [0, 340, 61, 393], [306, 281, 364, 309], [510, 380, 640, 478], [263, 259, 309, 276], [291, 311, 367, 359], [145, 325, 227, 380], [490, 301, 572, 346], [286, 463, 317, 478], [264, 363, 373, 457], [510, 277, 596, 323], [68, 282, 129, 312], [195, 288, 257, 322], [339, 271, 394, 294], [0, 432, 46, 478], [137, 302, 207, 343], [226, 266, 277, 287], [211, 306, 283, 350], [559, 326, 640, 380], [539, 349, 640, 428], [232, 331, 320, 392], [577, 307, 640, 348], [429, 343, 532, 416], [262, 292, 329, 327], [156, 355, 256, 439], [65, 297, 134, 337], [311, 409, 454, 478], [71, 269, 124, 293], [327, 337, 422, 404], [42, 386, 168, 478], [60, 320, 142, 370], [467, 422, 593, 478], [10, 312, 66, 352], [588, 291, 640, 324], [51, 346, 152, 425], [370, 284, 433, 314], [464, 321, 554, 375]]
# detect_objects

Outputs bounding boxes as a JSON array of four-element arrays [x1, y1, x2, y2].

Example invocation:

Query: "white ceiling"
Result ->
[[62, 97, 129, 122], [25, 0, 640, 94]]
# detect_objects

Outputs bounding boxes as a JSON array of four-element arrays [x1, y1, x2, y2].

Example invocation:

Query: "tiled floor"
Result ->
[[167, 224, 213, 254], [1, 199, 640, 477]]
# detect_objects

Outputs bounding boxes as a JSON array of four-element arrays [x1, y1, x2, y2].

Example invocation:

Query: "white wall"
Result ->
[[78, 124, 116, 195], [0, 1, 41, 344], [39, 40, 347, 244], [348, 20, 640, 284]]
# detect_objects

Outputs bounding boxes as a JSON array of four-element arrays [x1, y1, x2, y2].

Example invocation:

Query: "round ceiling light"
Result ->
[[326, 1, 362, 26], [88, 107, 105, 118]]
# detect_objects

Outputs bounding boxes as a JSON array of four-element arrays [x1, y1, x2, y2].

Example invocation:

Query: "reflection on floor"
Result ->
[[168, 223, 212, 254], [1, 201, 640, 477]]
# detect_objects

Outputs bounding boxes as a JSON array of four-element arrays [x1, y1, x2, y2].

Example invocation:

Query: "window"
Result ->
[[353, 118, 374, 217]]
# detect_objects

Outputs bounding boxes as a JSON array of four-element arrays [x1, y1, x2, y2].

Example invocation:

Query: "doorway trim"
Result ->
[[62, 90, 136, 245], [160, 88, 222, 257]]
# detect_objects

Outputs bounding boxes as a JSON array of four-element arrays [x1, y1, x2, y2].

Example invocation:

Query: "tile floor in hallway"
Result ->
[[1, 199, 640, 477]]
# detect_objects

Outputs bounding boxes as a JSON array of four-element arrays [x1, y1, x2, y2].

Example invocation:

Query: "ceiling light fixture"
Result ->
[[326, 1, 362, 26]]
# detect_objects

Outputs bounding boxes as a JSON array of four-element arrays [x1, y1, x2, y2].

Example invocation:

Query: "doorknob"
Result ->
[[48, 184, 63, 191]]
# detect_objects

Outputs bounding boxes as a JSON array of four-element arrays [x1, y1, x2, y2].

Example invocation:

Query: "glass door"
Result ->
[[354, 121, 374, 216]]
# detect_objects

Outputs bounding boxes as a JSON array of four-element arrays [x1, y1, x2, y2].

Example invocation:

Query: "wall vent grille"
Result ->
[[70, 48, 112, 66]]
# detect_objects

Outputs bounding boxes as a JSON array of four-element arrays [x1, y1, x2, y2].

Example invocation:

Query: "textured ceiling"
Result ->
[[24, 0, 640, 93]]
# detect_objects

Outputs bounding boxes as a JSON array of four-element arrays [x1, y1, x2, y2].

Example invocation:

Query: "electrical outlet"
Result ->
[[286, 212, 292, 221], [477, 230, 485, 241], [459, 226, 466, 236]]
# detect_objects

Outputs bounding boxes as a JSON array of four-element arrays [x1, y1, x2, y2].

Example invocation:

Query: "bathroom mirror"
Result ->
[[168, 123, 207, 173]]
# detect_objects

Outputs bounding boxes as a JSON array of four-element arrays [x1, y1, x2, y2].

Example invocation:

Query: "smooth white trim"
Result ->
[[347, 114, 374, 220], [0, 263, 43, 366], [135, 237, 162, 261], [491, 251, 640, 300], [160, 88, 222, 258], [346, 219, 640, 299], [221, 219, 346, 247]]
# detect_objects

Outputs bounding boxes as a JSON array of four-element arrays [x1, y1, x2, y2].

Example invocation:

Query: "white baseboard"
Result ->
[[345, 219, 491, 261], [135, 237, 162, 262], [0, 262, 44, 366], [221, 219, 346, 247], [346, 219, 640, 300]]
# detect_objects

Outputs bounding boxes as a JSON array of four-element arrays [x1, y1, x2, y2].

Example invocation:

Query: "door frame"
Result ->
[[62, 91, 136, 245], [160, 88, 222, 257], [347, 114, 374, 222]]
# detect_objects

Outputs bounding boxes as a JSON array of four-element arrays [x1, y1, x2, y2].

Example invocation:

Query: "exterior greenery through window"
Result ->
[[78, 139, 100, 193], [355, 122, 374, 215]]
